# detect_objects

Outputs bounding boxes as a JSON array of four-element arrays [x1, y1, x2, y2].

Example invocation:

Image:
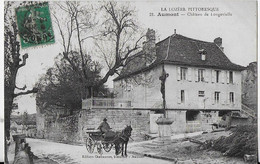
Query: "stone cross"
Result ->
[[159, 64, 169, 117]]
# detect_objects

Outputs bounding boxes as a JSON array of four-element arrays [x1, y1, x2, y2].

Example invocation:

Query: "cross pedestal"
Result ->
[[155, 117, 173, 144]]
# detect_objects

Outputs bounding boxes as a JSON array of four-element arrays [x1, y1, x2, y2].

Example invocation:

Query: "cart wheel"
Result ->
[[86, 137, 94, 154], [97, 142, 103, 155], [103, 143, 113, 152]]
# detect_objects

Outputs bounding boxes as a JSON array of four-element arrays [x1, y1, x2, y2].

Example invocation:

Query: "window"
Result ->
[[181, 90, 185, 103], [198, 91, 205, 97], [201, 54, 206, 60], [230, 92, 234, 104], [229, 71, 233, 83], [198, 69, 204, 82], [214, 92, 220, 103], [180, 67, 187, 80], [216, 70, 220, 83]]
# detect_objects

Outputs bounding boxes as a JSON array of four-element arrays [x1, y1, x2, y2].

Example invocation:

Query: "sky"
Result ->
[[3, 0, 257, 115]]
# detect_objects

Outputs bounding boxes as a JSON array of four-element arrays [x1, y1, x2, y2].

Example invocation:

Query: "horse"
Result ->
[[114, 125, 132, 157]]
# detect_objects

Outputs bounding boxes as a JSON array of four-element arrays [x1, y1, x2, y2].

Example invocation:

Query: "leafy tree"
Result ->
[[36, 53, 108, 116]]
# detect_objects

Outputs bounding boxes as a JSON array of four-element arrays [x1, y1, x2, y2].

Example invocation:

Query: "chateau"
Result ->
[[113, 29, 245, 133]]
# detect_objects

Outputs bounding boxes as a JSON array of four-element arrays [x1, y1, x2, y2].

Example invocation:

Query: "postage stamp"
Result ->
[[15, 2, 55, 48]]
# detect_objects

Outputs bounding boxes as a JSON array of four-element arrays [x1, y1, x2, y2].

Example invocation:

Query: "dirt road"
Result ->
[[27, 138, 173, 164]]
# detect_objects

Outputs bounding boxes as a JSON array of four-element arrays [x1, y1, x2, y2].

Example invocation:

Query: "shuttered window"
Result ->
[[230, 92, 234, 104], [198, 69, 205, 82], [216, 70, 220, 83], [214, 92, 220, 104], [229, 71, 233, 84], [180, 67, 187, 80], [181, 90, 185, 103]]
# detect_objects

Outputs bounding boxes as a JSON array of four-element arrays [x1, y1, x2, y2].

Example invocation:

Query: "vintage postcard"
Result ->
[[3, 0, 257, 163]]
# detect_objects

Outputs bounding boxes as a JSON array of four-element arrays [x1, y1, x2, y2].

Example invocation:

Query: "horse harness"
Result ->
[[119, 130, 129, 141]]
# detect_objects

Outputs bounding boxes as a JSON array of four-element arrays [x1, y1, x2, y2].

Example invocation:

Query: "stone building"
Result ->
[[113, 29, 245, 133]]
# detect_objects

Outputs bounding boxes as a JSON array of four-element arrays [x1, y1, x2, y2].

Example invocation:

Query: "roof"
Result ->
[[114, 34, 245, 81]]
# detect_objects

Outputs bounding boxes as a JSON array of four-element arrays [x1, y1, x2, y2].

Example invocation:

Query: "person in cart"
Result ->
[[98, 118, 116, 140], [98, 118, 111, 133]]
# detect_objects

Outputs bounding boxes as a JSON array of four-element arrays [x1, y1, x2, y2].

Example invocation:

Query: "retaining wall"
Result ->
[[45, 114, 80, 143], [43, 108, 151, 143], [78, 109, 151, 142]]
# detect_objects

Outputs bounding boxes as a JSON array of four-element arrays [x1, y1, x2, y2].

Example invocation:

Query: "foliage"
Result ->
[[212, 125, 257, 157], [36, 53, 109, 114]]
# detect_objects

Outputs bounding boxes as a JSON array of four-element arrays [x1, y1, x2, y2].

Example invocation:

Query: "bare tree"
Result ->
[[95, 1, 145, 86], [4, 2, 38, 163], [53, 1, 145, 98], [52, 1, 102, 98]]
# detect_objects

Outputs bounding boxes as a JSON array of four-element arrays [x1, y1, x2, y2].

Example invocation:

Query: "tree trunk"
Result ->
[[5, 94, 14, 164]]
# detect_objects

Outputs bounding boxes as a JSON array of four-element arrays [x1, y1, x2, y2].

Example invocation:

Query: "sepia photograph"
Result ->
[[3, 0, 257, 163]]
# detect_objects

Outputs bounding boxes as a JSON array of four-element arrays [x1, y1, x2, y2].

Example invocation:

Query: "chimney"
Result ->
[[214, 37, 224, 52], [143, 28, 156, 65]]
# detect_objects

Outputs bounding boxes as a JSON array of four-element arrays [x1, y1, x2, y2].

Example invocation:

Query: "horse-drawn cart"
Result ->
[[84, 126, 132, 156], [85, 129, 121, 155]]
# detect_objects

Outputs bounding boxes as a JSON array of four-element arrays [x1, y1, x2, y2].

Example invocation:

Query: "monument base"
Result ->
[[155, 117, 174, 144]]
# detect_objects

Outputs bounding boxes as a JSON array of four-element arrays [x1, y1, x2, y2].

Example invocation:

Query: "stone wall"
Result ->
[[167, 110, 186, 133], [36, 106, 45, 138], [78, 109, 151, 142], [44, 114, 80, 143], [41, 107, 223, 143], [167, 110, 220, 133], [43, 108, 151, 143]]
